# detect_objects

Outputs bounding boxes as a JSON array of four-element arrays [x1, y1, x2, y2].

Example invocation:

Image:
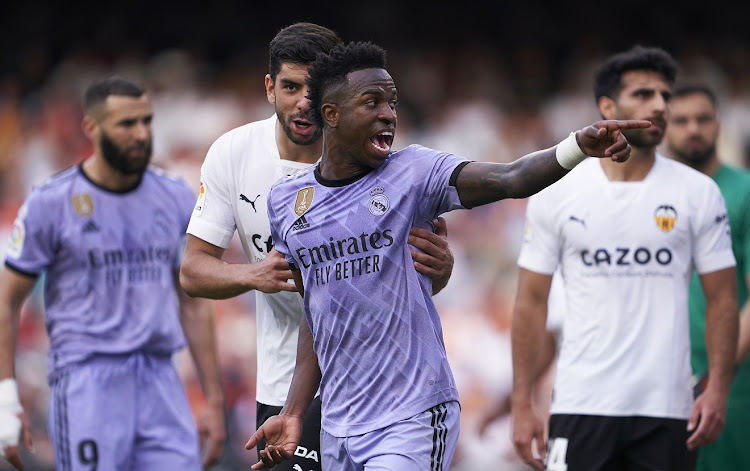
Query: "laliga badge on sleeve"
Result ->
[[194, 179, 206, 215]]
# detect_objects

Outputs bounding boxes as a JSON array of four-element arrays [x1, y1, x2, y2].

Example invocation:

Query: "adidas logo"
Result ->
[[291, 216, 310, 231], [82, 220, 99, 233]]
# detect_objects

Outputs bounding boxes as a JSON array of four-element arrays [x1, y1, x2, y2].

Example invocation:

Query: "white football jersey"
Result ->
[[518, 155, 735, 419], [187, 115, 313, 406]]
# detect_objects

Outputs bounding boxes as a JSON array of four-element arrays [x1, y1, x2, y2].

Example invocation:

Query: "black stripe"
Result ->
[[435, 404, 447, 471], [61, 373, 71, 471], [448, 161, 472, 187], [430, 403, 449, 471], [4, 261, 39, 279], [430, 405, 439, 469]]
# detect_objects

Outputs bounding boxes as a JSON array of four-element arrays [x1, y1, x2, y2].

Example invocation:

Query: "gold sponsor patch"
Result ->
[[72, 193, 94, 217], [295, 186, 314, 216], [654, 204, 677, 232]]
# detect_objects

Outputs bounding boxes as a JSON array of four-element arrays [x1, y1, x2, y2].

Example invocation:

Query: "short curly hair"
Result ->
[[594, 45, 678, 103], [306, 41, 387, 128]]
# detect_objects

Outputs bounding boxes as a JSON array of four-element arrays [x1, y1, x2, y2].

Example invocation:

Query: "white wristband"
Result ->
[[0, 378, 22, 455], [555, 131, 588, 170]]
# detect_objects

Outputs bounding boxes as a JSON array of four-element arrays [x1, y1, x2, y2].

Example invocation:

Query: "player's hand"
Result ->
[[252, 249, 298, 294], [577, 120, 652, 163], [511, 405, 546, 471], [409, 217, 454, 295], [245, 414, 302, 469], [198, 402, 226, 468], [686, 384, 727, 450], [1, 409, 32, 470]]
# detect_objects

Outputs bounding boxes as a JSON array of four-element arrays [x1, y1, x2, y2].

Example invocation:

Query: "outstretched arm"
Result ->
[[687, 266, 738, 450], [511, 268, 554, 471], [245, 269, 321, 469], [455, 120, 651, 208], [180, 235, 296, 298], [0, 267, 37, 470], [175, 272, 226, 468]]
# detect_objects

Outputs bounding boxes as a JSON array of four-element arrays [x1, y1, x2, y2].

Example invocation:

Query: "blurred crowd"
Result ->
[[1, 36, 749, 470]]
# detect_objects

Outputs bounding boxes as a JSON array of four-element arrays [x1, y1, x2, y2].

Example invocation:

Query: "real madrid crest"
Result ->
[[654, 204, 677, 232], [368, 186, 389, 216], [295, 186, 314, 216], [72, 193, 94, 217]]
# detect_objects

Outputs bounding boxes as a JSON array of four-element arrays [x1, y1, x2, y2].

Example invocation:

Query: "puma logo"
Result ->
[[240, 193, 261, 212], [568, 215, 586, 228]]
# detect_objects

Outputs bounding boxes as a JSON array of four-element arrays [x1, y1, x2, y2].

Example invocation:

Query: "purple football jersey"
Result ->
[[5, 164, 195, 378], [268, 145, 468, 437]]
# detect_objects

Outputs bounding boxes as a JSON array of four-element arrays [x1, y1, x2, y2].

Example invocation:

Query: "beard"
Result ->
[[673, 141, 716, 167], [100, 131, 151, 175], [620, 127, 664, 149], [277, 107, 322, 146]]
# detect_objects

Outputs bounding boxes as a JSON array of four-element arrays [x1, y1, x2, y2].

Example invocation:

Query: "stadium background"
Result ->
[[1, 1, 749, 469]]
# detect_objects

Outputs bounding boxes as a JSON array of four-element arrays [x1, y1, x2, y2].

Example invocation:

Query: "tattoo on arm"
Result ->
[[455, 148, 568, 208]]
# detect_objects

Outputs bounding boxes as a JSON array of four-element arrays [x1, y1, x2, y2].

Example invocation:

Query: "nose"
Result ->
[[378, 103, 396, 124], [133, 122, 151, 142], [653, 94, 668, 115], [298, 87, 312, 111]]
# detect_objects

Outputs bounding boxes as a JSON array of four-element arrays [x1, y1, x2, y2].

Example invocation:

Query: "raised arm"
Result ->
[[0, 267, 37, 470], [179, 234, 296, 298], [687, 266, 738, 450], [511, 268, 554, 471], [455, 120, 650, 208]]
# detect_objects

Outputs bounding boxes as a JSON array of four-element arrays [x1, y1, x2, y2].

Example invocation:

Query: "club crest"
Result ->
[[655, 204, 677, 232], [368, 187, 389, 216]]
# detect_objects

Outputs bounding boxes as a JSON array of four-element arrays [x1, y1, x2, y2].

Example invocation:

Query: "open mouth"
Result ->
[[370, 131, 394, 153], [293, 119, 314, 135]]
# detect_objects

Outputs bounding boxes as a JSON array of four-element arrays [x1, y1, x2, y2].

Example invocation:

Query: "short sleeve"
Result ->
[[517, 191, 561, 275], [4, 193, 56, 276], [186, 137, 237, 248], [692, 180, 735, 274], [411, 146, 469, 221]]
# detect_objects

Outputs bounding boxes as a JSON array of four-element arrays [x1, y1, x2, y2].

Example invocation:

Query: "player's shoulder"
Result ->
[[210, 115, 275, 152], [657, 154, 719, 190], [270, 164, 316, 195], [31, 165, 80, 193], [143, 165, 195, 197]]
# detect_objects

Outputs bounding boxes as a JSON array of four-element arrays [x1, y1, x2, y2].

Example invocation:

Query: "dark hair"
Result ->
[[594, 45, 678, 103], [84, 75, 144, 112], [306, 41, 388, 128], [268, 22, 342, 80], [672, 84, 718, 106]]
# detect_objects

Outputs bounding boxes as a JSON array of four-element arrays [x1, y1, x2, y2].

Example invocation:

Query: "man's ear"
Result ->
[[265, 74, 275, 106], [322, 103, 338, 128], [81, 115, 97, 141], [598, 96, 617, 120]]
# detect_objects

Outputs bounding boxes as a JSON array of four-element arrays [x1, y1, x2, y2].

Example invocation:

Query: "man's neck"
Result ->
[[82, 155, 141, 191], [688, 155, 722, 178], [275, 121, 322, 164], [599, 146, 657, 182]]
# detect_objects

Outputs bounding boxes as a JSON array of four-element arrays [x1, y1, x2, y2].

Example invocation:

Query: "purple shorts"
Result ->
[[321, 400, 460, 471], [48, 353, 201, 471]]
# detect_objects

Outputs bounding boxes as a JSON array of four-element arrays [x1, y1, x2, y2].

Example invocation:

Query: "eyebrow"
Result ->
[[279, 78, 303, 87]]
